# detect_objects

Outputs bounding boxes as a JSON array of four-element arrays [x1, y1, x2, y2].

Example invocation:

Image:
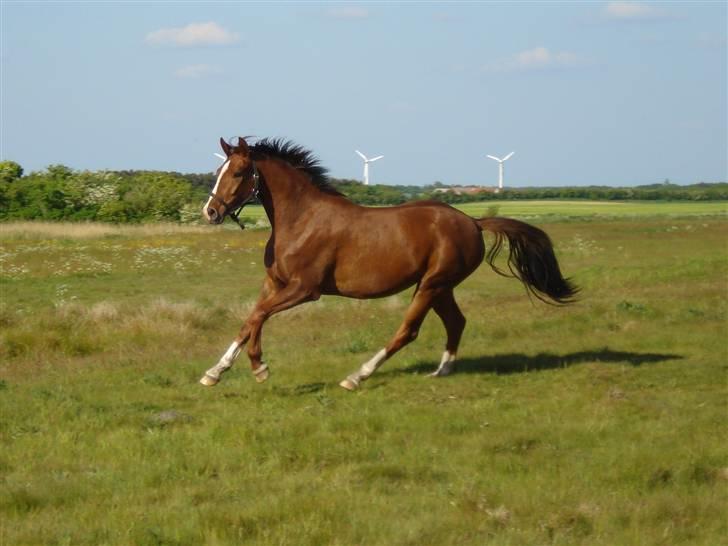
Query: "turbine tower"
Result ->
[[355, 150, 384, 185], [486, 151, 515, 192]]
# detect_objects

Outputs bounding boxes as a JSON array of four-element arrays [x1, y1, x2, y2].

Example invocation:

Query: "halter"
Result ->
[[208, 162, 260, 230]]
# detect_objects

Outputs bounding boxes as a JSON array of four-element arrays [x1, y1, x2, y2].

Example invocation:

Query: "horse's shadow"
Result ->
[[382, 348, 683, 377]]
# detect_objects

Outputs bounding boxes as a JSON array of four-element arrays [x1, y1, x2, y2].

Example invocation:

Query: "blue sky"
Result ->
[[1, 1, 726, 187]]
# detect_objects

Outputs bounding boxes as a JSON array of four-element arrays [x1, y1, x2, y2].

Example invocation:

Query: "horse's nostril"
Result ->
[[208, 208, 218, 220]]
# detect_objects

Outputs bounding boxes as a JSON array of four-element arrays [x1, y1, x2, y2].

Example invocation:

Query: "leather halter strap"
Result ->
[[208, 163, 260, 230]]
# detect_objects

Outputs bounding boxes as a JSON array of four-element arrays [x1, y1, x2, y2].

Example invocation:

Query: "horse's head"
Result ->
[[203, 137, 259, 225]]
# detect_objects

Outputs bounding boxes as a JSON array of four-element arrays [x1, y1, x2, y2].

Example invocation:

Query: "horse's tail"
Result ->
[[475, 217, 579, 305]]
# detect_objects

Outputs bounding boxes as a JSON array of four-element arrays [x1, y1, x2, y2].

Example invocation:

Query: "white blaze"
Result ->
[[203, 159, 230, 220]]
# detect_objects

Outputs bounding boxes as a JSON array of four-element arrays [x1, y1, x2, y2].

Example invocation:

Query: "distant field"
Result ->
[[234, 200, 728, 223], [1, 215, 726, 545], [455, 200, 728, 219]]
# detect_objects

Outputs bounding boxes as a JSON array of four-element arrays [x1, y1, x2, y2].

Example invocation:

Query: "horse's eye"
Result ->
[[234, 170, 244, 178]]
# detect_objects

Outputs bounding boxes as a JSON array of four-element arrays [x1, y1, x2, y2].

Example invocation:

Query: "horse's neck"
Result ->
[[257, 159, 330, 229]]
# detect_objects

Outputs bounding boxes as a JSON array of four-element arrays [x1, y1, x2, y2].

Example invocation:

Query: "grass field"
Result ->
[[1, 204, 727, 545], [454, 200, 728, 219], [230, 200, 728, 225]]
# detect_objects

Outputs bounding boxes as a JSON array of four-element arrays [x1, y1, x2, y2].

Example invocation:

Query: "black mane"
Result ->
[[251, 138, 342, 196]]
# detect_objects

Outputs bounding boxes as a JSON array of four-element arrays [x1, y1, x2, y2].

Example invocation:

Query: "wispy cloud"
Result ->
[[174, 64, 222, 79], [485, 47, 588, 72], [602, 2, 671, 22], [146, 22, 239, 46], [325, 7, 369, 20]]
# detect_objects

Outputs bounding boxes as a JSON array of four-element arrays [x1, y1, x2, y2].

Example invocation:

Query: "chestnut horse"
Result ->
[[200, 137, 578, 390]]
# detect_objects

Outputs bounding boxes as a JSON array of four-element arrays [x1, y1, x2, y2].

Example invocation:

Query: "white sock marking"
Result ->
[[359, 348, 387, 379], [222, 341, 241, 363], [432, 351, 456, 376], [205, 340, 241, 379]]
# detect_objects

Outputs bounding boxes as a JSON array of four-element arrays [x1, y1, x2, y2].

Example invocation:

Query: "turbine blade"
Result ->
[[369, 155, 384, 162], [503, 152, 515, 161], [214, 153, 226, 160], [355, 150, 367, 160], [486, 155, 501, 162]]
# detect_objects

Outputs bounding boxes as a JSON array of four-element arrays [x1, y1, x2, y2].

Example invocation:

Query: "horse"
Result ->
[[200, 136, 578, 391]]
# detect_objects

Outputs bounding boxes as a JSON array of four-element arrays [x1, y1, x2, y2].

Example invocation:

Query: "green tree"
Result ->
[[0, 161, 23, 183], [45, 164, 74, 180]]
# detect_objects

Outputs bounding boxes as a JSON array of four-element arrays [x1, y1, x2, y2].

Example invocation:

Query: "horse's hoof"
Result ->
[[429, 366, 454, 378], [253, 365, 269, 383], [199, 374, 219, 387], [339, 377, 360, 391]]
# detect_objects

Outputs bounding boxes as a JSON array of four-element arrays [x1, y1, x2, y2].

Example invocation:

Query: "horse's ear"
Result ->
[[220, 137, 233, 157], [235, 137, 250, 155]]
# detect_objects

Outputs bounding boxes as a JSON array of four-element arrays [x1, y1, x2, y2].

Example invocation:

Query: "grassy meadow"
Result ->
[[0, 202, 727, 545], [233, 199, 728, 224]]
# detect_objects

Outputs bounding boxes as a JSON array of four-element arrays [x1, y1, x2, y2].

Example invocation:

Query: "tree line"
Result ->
[[0, 160, 725, 223]]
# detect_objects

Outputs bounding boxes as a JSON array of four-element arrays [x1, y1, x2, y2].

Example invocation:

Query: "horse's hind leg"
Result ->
[[430, 289, 465, 377], [339, 286, 440, 391]]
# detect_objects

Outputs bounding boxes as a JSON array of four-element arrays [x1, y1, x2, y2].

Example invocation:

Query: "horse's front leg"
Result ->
[[199, 339, 245, 386], [199, 277, 276, 387], [244, 280, 318, 382], [200, 278, 316, 386]]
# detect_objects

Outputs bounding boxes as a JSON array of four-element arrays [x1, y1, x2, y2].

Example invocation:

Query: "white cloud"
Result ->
[[602, 2, 669, 21], [146, 22, 239, 46], [486, 47, 587, 72], [325, 7, 369, 20], [174, 64, 222, 79]]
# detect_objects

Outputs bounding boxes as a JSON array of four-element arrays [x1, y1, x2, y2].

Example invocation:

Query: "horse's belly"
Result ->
[[325, 256, 422, 299]]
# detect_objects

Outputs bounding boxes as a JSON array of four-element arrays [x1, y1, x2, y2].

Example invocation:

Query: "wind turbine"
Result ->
[[355, 150, 384, 185], [486, 151, 515, 192]]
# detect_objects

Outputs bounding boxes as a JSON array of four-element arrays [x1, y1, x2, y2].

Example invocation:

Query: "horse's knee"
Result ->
[[248, 310, 267, 325], [237, 324, 252, 344]]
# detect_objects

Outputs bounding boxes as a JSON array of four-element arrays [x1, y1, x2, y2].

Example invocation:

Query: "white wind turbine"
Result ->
[[486, 151, 515, 192], [355, 150, 384, 185]]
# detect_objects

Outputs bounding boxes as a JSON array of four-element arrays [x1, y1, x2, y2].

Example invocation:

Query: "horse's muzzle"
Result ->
[[206, 208, 224, 224]]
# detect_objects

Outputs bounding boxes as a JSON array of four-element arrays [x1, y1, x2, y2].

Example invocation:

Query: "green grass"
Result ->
[[1, 210, 727, 545], [231, 200, 728, 224], [454, 199, 728, 219]]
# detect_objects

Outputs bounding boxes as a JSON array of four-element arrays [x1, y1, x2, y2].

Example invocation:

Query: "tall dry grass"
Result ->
[[0, 221, 232, 240]]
